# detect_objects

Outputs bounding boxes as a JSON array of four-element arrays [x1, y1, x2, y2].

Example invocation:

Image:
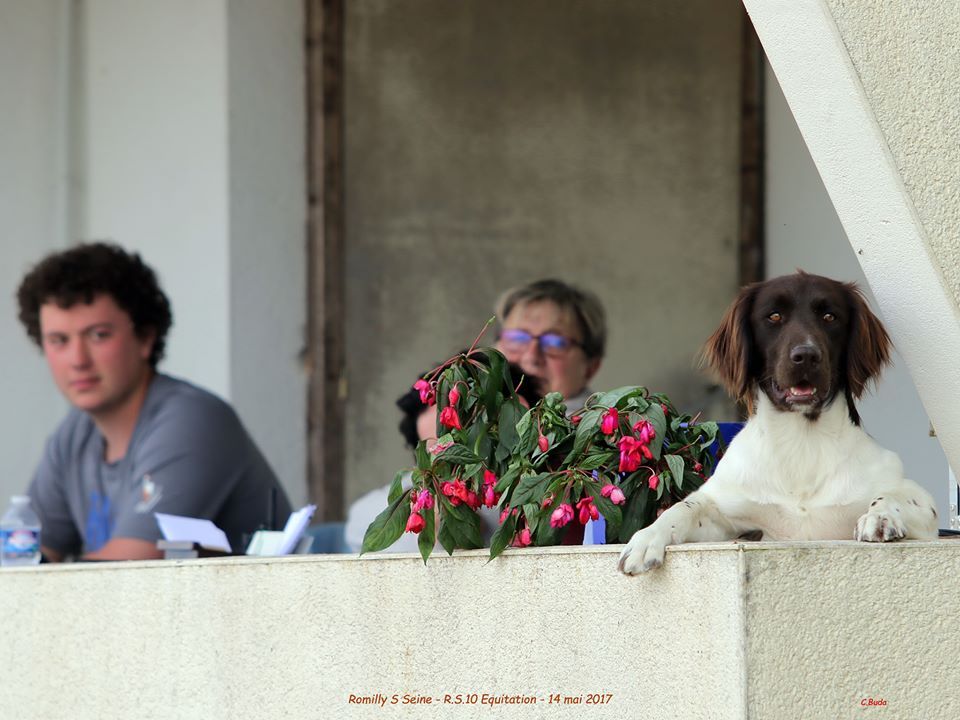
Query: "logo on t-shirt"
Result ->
[[134, 473, 163, 513]]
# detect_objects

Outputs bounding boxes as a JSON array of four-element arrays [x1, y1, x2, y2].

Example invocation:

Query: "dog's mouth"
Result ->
[[770, 379, 824, 408]]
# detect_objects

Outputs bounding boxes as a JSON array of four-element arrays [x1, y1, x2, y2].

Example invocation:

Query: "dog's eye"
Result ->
[[767, 312, 782, 323], [822, 313, 836, 322]]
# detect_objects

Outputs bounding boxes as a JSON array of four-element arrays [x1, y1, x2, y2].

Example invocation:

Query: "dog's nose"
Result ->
[[790, 344, 822, 365]]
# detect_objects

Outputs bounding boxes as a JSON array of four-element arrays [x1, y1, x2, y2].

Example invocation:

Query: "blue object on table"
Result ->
[[303, 522, 348, 553], [710, 422, 744, 470], [582, 514, 607, 545]]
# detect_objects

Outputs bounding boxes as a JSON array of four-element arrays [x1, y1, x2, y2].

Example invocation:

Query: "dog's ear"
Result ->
[[845, 283, 892, 399], [702, 285, 757, 408]]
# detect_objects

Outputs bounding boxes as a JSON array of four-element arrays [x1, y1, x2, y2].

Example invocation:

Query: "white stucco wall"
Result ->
[[743, 0, 960, 521], [2, 543, 957, 718], [0, 0, 307, 505]]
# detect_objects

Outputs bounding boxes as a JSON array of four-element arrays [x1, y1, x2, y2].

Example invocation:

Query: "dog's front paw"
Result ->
[[618, 525, 672, 575], [855, 509, 906, 542]]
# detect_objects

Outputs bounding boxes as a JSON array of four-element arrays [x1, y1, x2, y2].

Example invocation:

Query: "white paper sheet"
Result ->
[[276, 504, 317, 555], [155, 513, 232, 553]]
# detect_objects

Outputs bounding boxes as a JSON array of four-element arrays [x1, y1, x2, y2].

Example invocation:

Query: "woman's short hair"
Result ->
[[495, 278, 606, 359]]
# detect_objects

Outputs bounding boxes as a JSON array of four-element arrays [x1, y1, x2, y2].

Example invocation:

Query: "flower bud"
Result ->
[[405, 512, 426, 534], [413, 379, 435, 405], [538, 434, 549, 453], [439, 406, 463, 430], [600, 407, 619, 435], [448, 386, 460, 405], [648, 474, 660, 491], [550, 503, 574, 529]]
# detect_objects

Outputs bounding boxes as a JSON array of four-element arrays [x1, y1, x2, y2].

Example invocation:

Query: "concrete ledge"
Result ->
[[1, 541, 958, 718]]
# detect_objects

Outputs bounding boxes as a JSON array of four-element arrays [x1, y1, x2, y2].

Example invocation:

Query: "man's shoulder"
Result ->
[[47, 407, 97, 454], [146, 374, 238, 424]]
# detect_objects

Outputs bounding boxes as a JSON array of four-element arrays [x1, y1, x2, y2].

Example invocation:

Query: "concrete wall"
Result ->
[[2, 543, 957, 718], [0, 1, 307, 506], [743, 0, 960, 519], [343, 0, 744, 503], [765, 67, 950, 521]]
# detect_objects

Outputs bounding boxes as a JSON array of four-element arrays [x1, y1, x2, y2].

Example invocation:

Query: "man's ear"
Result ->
[[137, 327, 157, 361]]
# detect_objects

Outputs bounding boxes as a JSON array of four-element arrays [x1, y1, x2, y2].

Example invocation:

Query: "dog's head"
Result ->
[[703, 271, 891, 423]]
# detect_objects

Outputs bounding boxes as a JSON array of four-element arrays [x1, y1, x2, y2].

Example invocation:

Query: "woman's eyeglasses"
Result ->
[[498, 329, 581, 357]]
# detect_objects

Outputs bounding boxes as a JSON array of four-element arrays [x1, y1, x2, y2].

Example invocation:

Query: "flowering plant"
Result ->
[[361, 348, 723, 562]]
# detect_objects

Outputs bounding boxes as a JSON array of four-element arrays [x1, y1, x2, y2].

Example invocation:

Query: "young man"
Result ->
[[17, 242, 291, 561]]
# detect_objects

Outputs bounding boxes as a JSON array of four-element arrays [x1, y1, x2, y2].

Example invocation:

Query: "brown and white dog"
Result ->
[[618, 271, 938, 575]]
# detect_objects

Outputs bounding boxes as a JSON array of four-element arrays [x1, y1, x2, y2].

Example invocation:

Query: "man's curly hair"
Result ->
[[17, 242, 173, 368]]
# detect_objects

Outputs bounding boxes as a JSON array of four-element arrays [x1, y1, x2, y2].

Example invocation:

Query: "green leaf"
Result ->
[[448, 504, 484, 549], [415, 441, 431, 471], [596, 386, 646, 408], [495, 463, 521, 493], [434, 443, 481, 465], [360, 490, 412, 554], [523, 502, 542, 534], [562, 407, 603, 465], [497, 400, 522, 458], [644, 402, 668, 460], [482, 349, 506, 414], [488, 511, 518, 561], [510, 473, 553, 508], [515, 409, 537, 455], [696, 421, 721, 450], [438, 523, 456, 555], [586, 482, 623, 533], [576, 452, 612, 471], [387, 470, 407, 504], [418, 506, 435, 564], [665, 454, 686, 491], [619, 488, 655, 543]]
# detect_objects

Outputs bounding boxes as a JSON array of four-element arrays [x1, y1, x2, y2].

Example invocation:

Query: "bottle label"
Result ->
[[1, 528, 40, 559]]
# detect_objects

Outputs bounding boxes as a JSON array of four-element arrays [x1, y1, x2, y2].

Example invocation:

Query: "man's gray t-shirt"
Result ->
[[28, 374, 292, 555]]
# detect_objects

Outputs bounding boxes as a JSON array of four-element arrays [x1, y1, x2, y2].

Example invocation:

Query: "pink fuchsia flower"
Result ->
[[405, 512, 426, 534], [413, 379, 435, 405], [483, 469, 497, 486], [576, 496, 599, 524], [499, 507, 518, 523], [571, 415, 582, 425], [439, 406, 462, 430], [618, 436, 644, 473], [693, 462, 703, 472], [466, 490, 481, 511], [600, 483, 626, 505], [513, 527, 532, 547], [538, 434, 549, 453], [550, 503, 575, 529], [440, 479, 467, 506], [541, 493, 555, 509], [411, 489, 434, 512], [600, 407, 619, 435], [641, 444, 653, 460], [482, 484, 500, 508], [648, 474, 660, 491], [633, 419, 656, 445], [429, 440, 454, 455], [447, 386, 460, 405]]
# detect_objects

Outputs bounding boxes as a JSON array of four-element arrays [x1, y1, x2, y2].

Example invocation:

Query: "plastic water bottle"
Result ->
[[0, 496, 42, 566]]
